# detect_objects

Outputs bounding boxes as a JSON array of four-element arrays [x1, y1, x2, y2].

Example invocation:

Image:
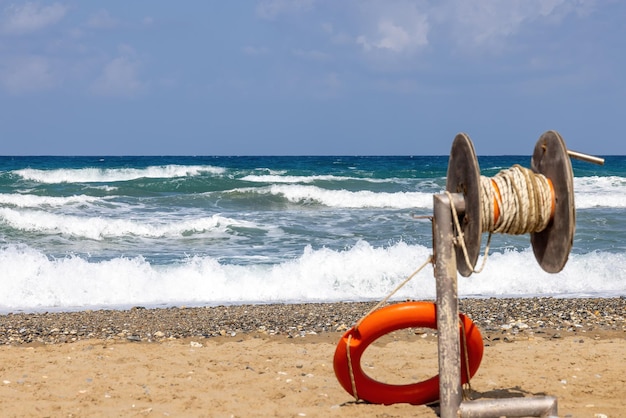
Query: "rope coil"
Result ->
[[481, 164, 554, 235], [449, 164, 555, 275]]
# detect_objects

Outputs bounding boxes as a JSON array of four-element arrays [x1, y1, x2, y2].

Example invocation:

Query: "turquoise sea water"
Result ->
[[0, 154, 624, 312]]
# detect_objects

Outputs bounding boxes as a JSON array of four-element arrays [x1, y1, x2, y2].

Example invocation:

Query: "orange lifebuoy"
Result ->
[[333, 301, 483, 405]]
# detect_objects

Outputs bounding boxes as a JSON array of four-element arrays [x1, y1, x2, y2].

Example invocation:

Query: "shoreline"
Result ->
[[1, 297, 624, 345]]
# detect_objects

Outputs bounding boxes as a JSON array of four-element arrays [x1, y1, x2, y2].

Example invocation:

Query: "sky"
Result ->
[[0, 0, 624, 156]]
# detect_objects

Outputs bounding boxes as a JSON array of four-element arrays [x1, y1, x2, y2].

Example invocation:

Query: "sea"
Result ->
[[0, 154, 624, 313]]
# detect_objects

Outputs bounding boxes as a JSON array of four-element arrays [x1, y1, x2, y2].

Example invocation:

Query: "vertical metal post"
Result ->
[[432, 192, 559, 418], [433, 193, 463, 418]]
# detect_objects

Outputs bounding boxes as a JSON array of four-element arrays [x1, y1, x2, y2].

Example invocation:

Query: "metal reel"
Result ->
[[446, 133, 482, 277], [530, 130, 575, 273]]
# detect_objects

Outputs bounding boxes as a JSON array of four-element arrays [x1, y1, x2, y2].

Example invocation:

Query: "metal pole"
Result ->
[[433, 193, 464, 418], [432, 192, 559, 418]]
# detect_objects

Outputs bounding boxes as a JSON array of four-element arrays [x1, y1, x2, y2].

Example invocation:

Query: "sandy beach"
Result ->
[[0, 298, 624, 417]]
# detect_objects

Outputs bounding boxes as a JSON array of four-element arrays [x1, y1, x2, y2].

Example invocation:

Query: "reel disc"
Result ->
[[530, 130, 575, 273], [446, 133, 482, 277]]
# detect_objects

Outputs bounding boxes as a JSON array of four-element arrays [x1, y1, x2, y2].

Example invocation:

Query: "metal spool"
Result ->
[[445, 133, 482, 277], [530, 130, 575, 273]]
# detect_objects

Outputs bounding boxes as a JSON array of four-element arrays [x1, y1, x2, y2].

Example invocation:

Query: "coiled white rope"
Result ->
[[450, 164, 554, 274], [481, 164, 554, 235]]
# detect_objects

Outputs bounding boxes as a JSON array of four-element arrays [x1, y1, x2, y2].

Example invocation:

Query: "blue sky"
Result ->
[[0, 1, 624, 155]]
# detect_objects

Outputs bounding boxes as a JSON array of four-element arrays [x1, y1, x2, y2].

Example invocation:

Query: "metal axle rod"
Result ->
[[567, 149, 605, 165], [459, 396, 558, 418]]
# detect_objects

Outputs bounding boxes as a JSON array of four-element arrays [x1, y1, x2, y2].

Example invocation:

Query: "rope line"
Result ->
[[460, 319, 473, 400], [446, 191, 493, 274], [344, 255, 434, 401], [354, 255, 433, 332], [346, 334, 359, 400], [449, 165, 554, 274]]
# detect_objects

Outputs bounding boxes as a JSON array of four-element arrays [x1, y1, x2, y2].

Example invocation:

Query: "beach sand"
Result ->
[[0, 298, 624, 417]]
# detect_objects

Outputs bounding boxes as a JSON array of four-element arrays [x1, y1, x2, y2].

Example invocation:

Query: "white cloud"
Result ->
[[313, 1, 597, 57], [353, 2, 430, 55], [443, 0, 596, 49], [357, 17, 429, 53], [91, 46, 145, 98], [2, 2, 67, 35], [0, 55, 56, 93]]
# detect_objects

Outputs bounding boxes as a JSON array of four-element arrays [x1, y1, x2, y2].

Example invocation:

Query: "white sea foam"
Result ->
[[249, 184, 434, 209], [242, 174, 393, 184], [0, 208, 255, 239], [13, 165, 225, 183], [574, 176, 626, 208], [459, 249, 626, 297], [233, 176, 626, 210], [0, 241, 623, 312], [251, 175, 626, 210], [0, 193, 101, 208], [2, 159, 624, 313]]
